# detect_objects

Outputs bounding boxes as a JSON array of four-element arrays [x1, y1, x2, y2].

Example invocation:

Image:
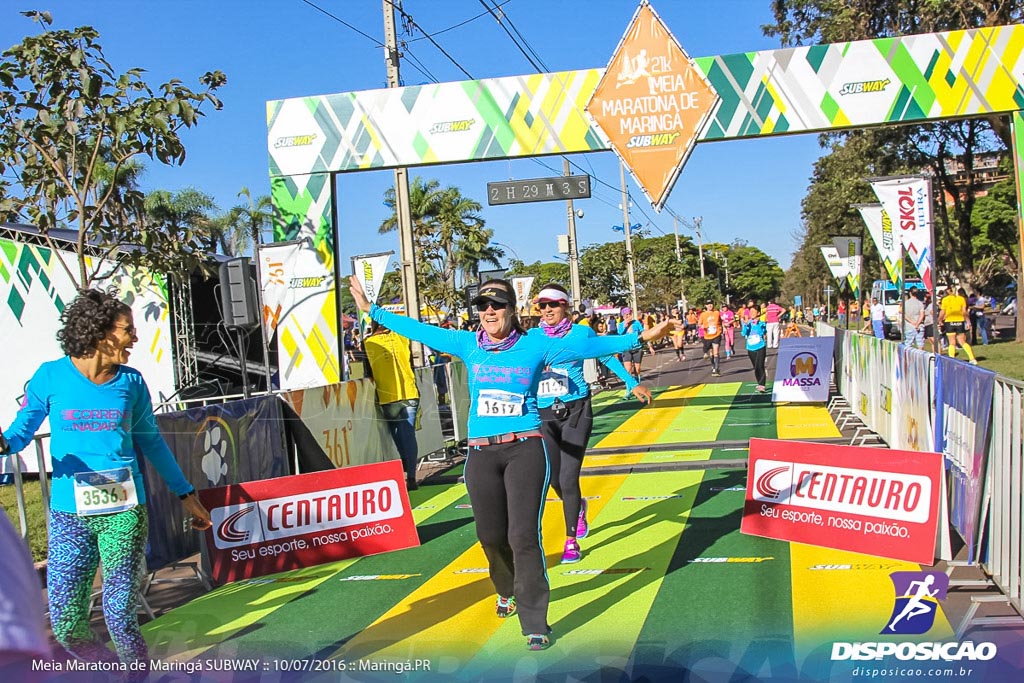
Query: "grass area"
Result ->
[[0, 478, 49, 563], [970, 338, 1024, 382]]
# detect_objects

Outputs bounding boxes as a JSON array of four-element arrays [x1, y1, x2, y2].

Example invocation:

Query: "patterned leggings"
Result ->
[[47, 506, 149, 664]]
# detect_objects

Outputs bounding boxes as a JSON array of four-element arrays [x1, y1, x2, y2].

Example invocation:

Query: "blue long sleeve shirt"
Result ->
[[742, 320, 768, 351], [368, 305, 643, 437], [528, 325, 639, 408], [2, 357, 193, 512]]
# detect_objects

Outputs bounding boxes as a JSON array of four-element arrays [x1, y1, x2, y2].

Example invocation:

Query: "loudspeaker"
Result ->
[[219, 258, 259, 329]]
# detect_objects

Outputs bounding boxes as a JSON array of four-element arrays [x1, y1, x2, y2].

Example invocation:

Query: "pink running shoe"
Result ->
[[575, 499, 589, 539], [561, 538, 581, 564]]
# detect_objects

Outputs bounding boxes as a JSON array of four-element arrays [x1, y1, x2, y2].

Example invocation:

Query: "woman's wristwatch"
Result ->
[[178, 488, 196, 501], [0, 434, 9, 455]]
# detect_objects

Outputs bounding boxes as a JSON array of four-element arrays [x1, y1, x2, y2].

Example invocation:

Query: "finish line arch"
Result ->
[[264, 19, 1024, 390]]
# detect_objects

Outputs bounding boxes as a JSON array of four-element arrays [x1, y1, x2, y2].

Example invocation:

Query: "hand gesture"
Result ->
[[631, 385, 653, 405], [349, 275, 372, 313], [182, 494, 213, 531]]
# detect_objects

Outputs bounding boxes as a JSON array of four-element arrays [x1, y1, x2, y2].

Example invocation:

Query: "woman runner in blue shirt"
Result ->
[[350, 276, 670, 651], [529, 283, 653, 565], [1, 289, 212, 670]]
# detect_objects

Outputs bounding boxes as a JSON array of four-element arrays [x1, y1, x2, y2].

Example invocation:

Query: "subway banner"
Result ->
[[741, 438, 943, 564], [199, 460, 419, 585], [256, 239, 339, 390], [267, 26, 1024, 177], [856, 203, 903, 285], [935, 356, 996, 562], [771, 337, 834, 403]]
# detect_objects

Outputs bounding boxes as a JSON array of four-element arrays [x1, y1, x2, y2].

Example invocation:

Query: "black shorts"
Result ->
[[923, 324, 934, 339], [622, 348, 644, 364], [943, 321, 966, 335], [703, 337, 721, 352]]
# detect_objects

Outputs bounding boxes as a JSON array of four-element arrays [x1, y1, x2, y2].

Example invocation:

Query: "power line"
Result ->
[[385, 0, 475, 79], [300, 0, 382, 46], [477, 0, 547, 72], [491, 1, 551, 72], [407, 0, 515, 42]]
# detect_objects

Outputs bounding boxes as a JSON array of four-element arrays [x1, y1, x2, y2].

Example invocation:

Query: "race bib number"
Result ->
[[537, 369, 570, 398], [707, 325, 717, 335], [477, 390, 525, 417], [748, 334, 762, 345], [74, 467, 138, 516]]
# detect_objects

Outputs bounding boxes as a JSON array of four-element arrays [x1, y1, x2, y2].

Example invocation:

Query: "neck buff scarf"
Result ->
[[477, 327, 521, 351], [540, 317, 572, 338]]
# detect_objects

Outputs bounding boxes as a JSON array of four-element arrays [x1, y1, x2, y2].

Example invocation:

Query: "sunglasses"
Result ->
[[475, 299, 508, 313], [537, 301, 565, 310]]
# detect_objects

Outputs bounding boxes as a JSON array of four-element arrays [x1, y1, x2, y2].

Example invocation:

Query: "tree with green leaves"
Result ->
[[764, 0, 1023, 336], [380, 177, 502, 316], [0, 11, 227, 287]]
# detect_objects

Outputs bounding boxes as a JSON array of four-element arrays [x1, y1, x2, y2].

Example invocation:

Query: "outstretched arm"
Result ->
[[350, 275, 466, 356]]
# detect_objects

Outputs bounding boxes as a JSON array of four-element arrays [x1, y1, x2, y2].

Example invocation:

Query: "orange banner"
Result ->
[[587, 3, 719, 208]]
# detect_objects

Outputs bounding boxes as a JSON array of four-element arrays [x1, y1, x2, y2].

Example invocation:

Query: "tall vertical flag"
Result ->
[[855, 203, 903, 285], [868, 176, 934, 291], [351, 253, 393, 306], [819, 245, 848, 283], [831, 236, 861, 300], [511, 276, 535, 313]]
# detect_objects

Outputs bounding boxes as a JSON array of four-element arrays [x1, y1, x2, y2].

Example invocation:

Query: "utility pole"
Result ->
[[672, 214, 685, 309], [619, 161, 639, 314], [694, 216, 705, 279], [383, 0, 423, 364], [564, 158, 582, 311]]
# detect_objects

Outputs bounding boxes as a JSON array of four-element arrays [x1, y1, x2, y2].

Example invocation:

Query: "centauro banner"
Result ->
[[199, 460, 419, 585], [741, 438, 942, 564], [256, 240, 338, 390], [856, 204, 903, 285], [511, 276, 535, 312], [869, 176, 933, 291]]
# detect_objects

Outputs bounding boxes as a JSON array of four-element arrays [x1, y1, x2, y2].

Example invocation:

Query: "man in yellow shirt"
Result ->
[[363, 321, 421, 489], [938, 286, 977, 364], [698, 300, 723, 377]]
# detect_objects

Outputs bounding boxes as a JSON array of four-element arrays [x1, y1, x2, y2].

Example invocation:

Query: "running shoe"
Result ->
[[561, 538, 582, 564], [527, 634, 551, 651], [711, 370, 721, 377], [969, 359, 978, 365], [756, 385, 767, 393], [576, 499, 589, 539], [496, 595, 517, 618]]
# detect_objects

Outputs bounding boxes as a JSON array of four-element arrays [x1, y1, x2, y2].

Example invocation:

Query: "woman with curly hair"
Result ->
[[0, 289, 212, 670]]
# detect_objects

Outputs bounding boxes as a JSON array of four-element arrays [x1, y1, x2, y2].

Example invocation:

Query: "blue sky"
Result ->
[[1, 0, 827, 271]]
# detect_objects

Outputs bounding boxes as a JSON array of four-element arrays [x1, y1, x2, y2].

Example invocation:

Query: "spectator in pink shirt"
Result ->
[[764, 299, 784, 348]]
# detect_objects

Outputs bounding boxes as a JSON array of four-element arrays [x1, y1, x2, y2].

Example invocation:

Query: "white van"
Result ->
[[871, 279, 924, 334]]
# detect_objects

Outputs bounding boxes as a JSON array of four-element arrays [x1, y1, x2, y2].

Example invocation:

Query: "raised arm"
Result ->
[[590, 328, 640, 393], [350, 275, 467, 356], [546, 320, 672, 365]]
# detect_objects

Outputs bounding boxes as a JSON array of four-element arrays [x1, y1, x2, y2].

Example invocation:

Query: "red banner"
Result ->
[[740, 438, 942, 564], [198, 460, 420, 585]]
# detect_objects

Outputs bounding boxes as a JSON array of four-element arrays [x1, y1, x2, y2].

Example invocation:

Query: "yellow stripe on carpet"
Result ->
[[790, 543, 954, 663], [592, 385, 702, 449], [776, 404, 842, 439], [333, 475, 629, 664]]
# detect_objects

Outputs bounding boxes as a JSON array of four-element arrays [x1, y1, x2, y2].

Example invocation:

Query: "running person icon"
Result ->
[[887, 574, 939, 631]]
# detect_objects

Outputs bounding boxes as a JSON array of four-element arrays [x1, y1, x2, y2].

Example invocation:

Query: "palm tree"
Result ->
[[144, 188, 219, 253]]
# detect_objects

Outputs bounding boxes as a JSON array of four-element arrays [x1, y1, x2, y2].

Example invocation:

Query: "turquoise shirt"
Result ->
[[2, 357, 193, 512], [369, 305, 642, 437], [742, 320, 768, 351], [529, 325, 639, 408]]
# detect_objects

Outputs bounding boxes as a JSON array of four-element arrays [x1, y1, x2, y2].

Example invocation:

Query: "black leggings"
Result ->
[[464, 436, 551, 635], [539, 396, 594, 537], [748, 346, 767, 386]]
